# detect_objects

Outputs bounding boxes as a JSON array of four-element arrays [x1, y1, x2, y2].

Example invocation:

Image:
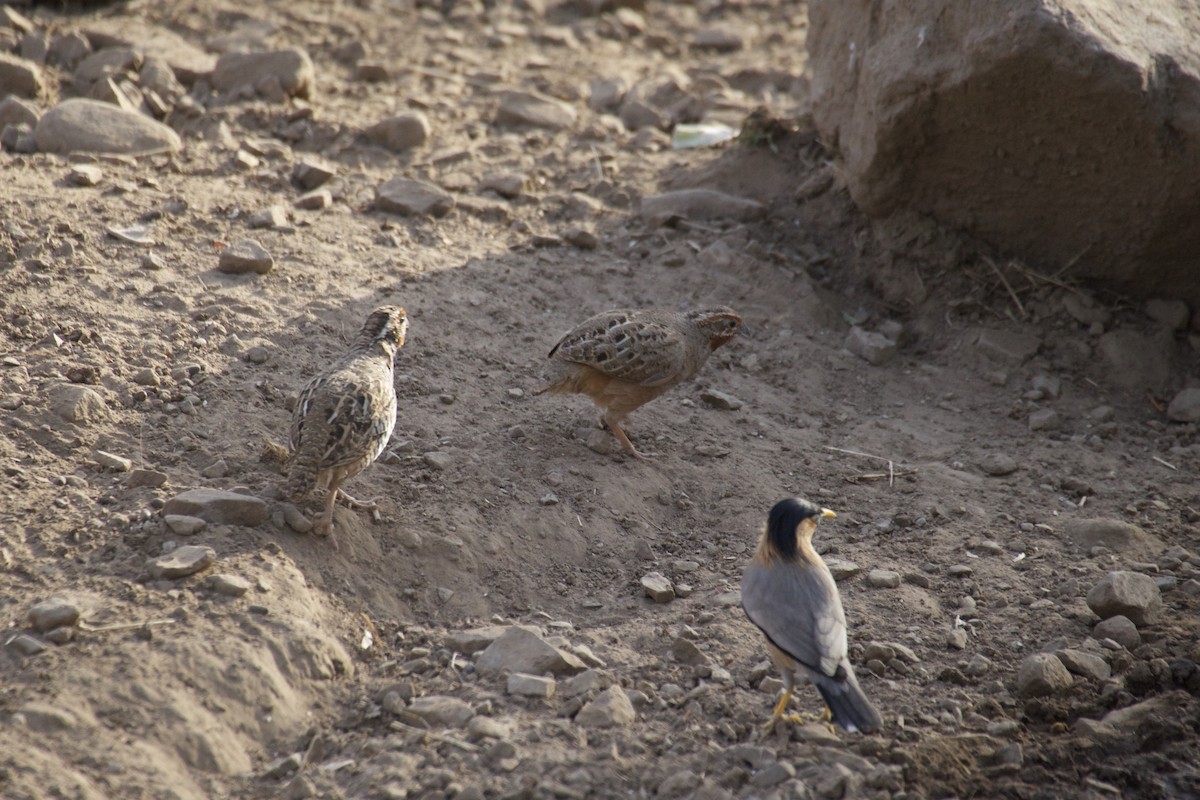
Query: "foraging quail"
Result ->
[[535, 307, 744, 458]]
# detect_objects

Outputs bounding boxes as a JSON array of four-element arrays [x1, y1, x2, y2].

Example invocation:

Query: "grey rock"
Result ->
[[163, 514, 206, 535], [47, 30, 92, 70], [671, 637, 709, 666], [28, 598, 80, 632], [1063, 294, 1111, 327], [294, 190, 333, 210], [126, 468, 168, 489], [561, 669, 606, 698], [478, 172, 526, 199], [0, 53, 43, 98], [292, 157, 336, 190], [94, 450, 132, 471], [139, 57, 184, 100], [1167, 388, 1200, 423], [35, 98, 181, 155], [262, 753, 303, 779], [375, 177, 454, 217], [807, 0, 1200, 300], [365, 112, 431, 152], [1086, 571, 1162, 625], [619, 97, 667, 131], [1028, 408, 1060, 431], [1062, 518, 1162, 556], [476, 626, 586, 678], [845, 326, 897, 365], [946, 628, 968, 650], [506, 672, 556, 698], [1054, 648, 1111, 681], [1016, 652, 1073, 697], [495, 89, 577, 130], [445, 625, 539, 655], [1145, 298, 1189, 330], [51, 384, 109, 424], [218, 240, 274, 274], [641, 571, 675, 603], [0, 96, 38, 130], [657, 770, 702, 798], [588, 77, 627, 111], [208, 573, 251, 597], [640, 189, 766, 224], [8, 634, 48, 656], [18, 702, 78, 732], [248, 206, 288, 230], [750, 762, 795, 788], [212, 48, 314, 100], [68, 164, 104, 187], [574, 685, 636, 728], [867, 569, 901, 588], [422, 451, 452, 471], [698, 388, 743, 410], [979, 452, 1018, 476], [1092, 615, 1141, 650], [149, 544, 216, 579], [163, 488, 269, 526], [975, 328, 1040, 364], [408, 695, 474, 728], [693, 27, 744, 52], [73, 47, 141, 88], [825, 559, 860, 580], [465, 715, 509, 741], [1097, 330, 1170, 390], [82, 20, 214, 82]]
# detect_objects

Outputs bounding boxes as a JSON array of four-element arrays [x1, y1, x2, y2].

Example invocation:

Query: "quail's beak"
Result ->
[[819, 508, 837, 520]]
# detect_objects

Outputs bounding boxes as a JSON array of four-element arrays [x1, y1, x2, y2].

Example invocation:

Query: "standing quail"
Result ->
[[286, 306, 408, 535]]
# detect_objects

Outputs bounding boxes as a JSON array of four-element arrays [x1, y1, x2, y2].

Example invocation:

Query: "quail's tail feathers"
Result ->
[[812, 670, 883, 733]]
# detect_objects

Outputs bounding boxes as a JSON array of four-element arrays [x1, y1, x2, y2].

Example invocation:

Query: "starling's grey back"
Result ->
[[743, 555, 883, 733], [742, 559, 848, 678]]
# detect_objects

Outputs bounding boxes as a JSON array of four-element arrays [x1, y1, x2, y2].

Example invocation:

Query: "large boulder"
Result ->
[[808, 0, 1200, 301]]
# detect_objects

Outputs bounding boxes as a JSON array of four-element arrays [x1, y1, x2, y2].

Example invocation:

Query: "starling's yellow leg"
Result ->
[[821, 704, 837, 735], [768, 686, 795, 727]]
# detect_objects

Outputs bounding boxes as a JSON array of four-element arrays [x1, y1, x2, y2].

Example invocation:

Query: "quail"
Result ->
[[285, 306, 408, 535], [741, 497, 883, 733], [535, 307, 744, 458]]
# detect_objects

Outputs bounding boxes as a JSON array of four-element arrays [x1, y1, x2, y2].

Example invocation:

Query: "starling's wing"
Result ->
[[741, 560, 848, 679], [548, 311, 686, 387]]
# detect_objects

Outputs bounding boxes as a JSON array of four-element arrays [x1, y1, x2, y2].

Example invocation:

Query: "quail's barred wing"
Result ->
[[548, 311, 686, 387], [741, 561, 849, 679], [290, 372, 397, 469]]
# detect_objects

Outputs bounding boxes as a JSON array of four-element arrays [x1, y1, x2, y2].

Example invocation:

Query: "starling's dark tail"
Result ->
[[813, 668, 883, 733]]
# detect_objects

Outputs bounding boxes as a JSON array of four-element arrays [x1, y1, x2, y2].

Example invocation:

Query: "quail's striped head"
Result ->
[[356, 306, 408, 356], [686, 307, 744, 351]]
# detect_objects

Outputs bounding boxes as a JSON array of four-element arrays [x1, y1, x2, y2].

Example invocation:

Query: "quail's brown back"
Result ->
[[285, 306, 408, 500], [542, 307, 743, 392]]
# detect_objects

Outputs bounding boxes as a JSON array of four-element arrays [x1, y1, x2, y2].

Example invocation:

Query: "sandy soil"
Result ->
[[1, 1, 1199, 799]]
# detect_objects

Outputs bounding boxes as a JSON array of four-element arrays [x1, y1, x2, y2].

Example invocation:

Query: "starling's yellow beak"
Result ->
[[819, 508, 837, 520]]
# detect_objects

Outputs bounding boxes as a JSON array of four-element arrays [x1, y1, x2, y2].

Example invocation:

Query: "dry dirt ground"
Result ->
[[2, 1, 1200, 799]]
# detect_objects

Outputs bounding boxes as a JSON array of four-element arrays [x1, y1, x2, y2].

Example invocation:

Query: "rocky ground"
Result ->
[[1, 1, 1199, 799]]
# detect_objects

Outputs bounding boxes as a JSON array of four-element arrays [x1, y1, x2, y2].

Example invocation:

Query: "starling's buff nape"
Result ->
[[766, 498, 836, 562]]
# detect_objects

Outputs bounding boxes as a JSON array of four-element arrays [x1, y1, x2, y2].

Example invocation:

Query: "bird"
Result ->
[[533, 307, 744, 459], [285, 306, 408, 535], [741, 497, 883, 734]]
